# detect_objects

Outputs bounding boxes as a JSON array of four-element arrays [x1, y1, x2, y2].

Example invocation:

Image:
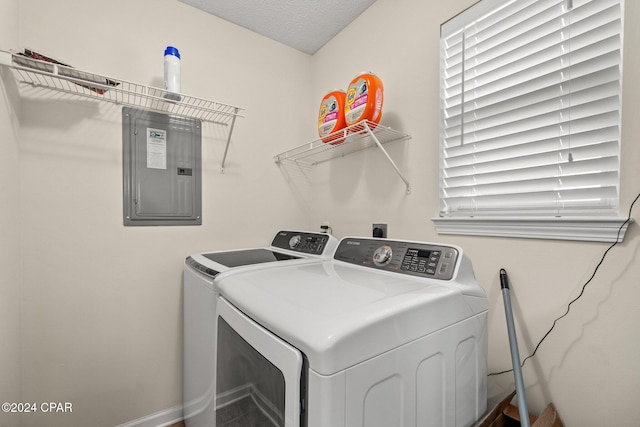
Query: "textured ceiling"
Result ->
[[178, 0, 377, 55]]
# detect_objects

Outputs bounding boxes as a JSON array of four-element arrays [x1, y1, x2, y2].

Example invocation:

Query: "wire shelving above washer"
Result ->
[[0, 49, 245, 171]]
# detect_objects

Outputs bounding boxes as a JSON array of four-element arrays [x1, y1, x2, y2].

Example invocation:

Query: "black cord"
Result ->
[[489, 191, 640, 376]]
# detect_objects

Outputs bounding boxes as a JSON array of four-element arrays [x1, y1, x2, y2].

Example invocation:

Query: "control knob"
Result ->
[[289, 235, 302, 249], [373, 245, 393, 266]]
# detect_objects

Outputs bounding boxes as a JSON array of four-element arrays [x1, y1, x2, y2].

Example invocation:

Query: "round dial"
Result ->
[[289, 235, 302, 249], [373, 245, 393, 266]]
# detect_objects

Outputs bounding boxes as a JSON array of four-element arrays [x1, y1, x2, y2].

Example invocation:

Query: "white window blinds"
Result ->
[[439, 0, 623, 219]]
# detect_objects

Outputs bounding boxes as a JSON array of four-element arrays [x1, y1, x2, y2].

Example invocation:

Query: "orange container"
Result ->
[[344, 72, 384, 132], [318, 90, 347, 144]]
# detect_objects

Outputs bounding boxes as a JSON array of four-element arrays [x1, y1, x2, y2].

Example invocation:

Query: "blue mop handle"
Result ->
[[500, 269, 531, 427]]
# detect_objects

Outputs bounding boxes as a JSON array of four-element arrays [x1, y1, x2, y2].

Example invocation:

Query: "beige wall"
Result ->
[[309, 0, 640, 425], [0, 0, 22, 426], [1, 0, 638, 426], [9, 0, 312, 426]]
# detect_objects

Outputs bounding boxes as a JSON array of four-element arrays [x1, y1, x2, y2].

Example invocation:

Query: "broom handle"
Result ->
[[500, 269, 531, 427]]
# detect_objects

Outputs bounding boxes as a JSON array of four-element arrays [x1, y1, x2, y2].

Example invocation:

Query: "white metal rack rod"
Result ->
[[220, 112, 239, 173], [367, 124, 411, 194]]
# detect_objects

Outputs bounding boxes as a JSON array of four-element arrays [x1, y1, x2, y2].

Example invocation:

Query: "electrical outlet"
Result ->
[[372, 223, 387, 238]]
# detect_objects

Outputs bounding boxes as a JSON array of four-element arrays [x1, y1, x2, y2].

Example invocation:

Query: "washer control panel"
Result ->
[[335, 237, 459, 280], [271, 230, 332, 255]]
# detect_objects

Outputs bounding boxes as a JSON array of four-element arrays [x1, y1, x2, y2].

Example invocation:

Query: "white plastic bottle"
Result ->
[[163, 46, 181, 100]]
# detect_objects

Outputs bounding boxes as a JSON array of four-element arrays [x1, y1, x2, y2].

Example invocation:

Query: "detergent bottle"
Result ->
[[318, 89, 347, 144], [344, 72, 384, 131]]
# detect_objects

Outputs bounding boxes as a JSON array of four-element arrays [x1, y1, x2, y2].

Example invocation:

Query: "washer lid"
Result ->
[[201, 248, 299, 267], [216, 260, 487, 375], [185, 230, 339, 279]]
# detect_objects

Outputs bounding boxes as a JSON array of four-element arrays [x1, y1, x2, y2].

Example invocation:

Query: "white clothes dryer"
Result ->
[[183, 230, 338, 427], [210, 236, 488, 427]]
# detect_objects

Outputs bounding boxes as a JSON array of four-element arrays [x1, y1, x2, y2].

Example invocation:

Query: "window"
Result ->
[[435, 0, 629, 242]]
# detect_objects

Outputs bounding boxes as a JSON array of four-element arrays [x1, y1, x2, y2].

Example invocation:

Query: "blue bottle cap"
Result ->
[[164, 46, 180, 59]]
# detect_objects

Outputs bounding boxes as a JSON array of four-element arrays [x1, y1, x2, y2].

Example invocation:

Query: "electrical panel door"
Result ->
[[123, 107, 202, 226]]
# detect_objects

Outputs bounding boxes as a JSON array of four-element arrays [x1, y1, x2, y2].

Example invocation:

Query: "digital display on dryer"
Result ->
[[415, 249, 432, 258]]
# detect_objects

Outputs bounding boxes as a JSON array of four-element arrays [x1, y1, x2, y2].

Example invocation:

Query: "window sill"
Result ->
[[431, 217, 634, 243]]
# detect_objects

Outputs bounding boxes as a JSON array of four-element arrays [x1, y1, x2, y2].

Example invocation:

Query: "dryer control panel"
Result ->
[[334, 238, 459, 280], [271, 230, 333, 255]]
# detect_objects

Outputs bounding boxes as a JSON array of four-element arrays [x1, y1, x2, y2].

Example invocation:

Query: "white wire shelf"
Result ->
[[0, 50, 244, 125], [274, 121, 412, 193], [0, 49, 244, 171]]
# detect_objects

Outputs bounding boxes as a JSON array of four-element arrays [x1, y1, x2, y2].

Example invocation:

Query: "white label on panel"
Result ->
[[147, 128, 167, 169]]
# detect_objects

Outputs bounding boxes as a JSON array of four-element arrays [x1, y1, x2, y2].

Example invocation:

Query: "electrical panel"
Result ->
[[122, 107, 202, 226]]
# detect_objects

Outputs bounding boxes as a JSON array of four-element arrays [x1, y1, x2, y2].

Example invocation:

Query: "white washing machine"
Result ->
[[183, 230, 339, 427], [210, 236, 488, 427]]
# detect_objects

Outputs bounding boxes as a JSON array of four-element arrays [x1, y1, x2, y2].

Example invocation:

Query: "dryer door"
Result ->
[[216, 297, 304, 427]]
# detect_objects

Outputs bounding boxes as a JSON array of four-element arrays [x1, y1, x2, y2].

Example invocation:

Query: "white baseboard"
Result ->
[[113, 404, 183, 427]]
